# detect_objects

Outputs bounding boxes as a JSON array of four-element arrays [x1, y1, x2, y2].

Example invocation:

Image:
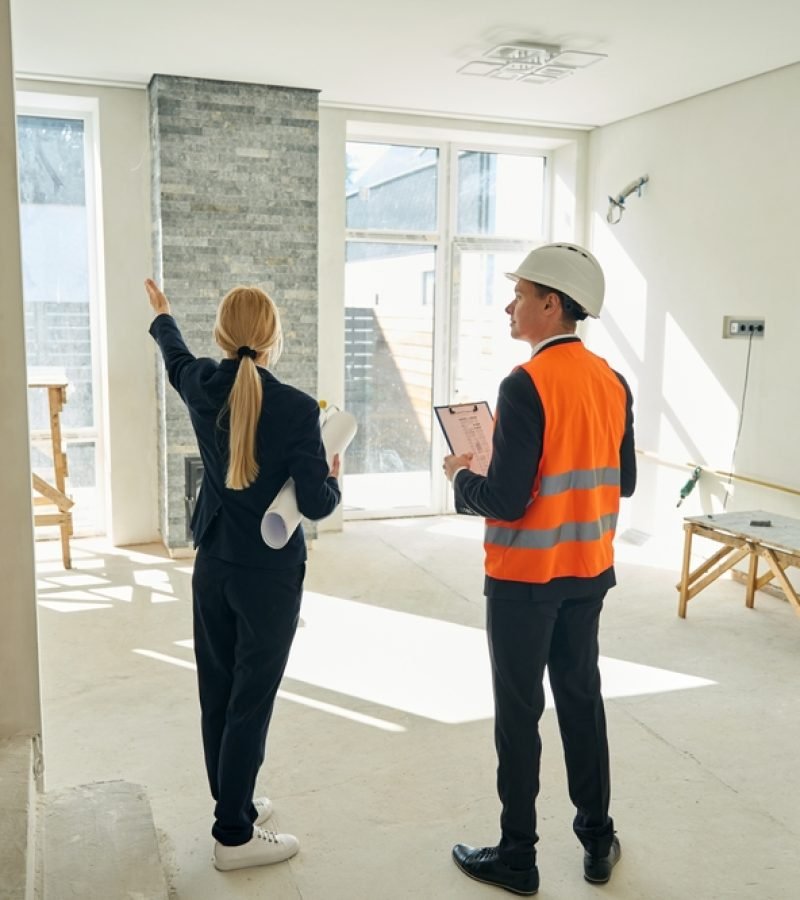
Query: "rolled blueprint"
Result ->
[[260, 409, 358, 549]]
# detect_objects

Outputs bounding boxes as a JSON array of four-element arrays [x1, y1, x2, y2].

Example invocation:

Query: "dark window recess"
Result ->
[[185, 456, 204, 541]]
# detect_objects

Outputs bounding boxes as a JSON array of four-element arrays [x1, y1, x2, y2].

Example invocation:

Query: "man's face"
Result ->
[[504, 279, 548, 345]]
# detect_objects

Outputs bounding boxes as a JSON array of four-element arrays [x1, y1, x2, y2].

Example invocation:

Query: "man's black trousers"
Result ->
[[487, 591, 614, 868], [192, 549, 304, 846]]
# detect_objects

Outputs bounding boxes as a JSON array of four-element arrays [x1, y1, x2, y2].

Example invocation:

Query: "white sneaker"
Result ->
[[254, 796, 273, 826], [214, 826, 299, 871]]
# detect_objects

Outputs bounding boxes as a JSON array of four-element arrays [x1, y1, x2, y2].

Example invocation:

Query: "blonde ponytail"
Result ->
[[225, 356, 263, 489], [213, 286, 283, 490]]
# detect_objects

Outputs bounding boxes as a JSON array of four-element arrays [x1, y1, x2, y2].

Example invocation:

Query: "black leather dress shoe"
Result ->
[[452, 844, 539, 895], [583, 835, 621, 884]]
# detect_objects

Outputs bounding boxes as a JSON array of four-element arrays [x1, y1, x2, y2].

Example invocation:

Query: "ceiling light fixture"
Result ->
[[457, 41, 607, 86]]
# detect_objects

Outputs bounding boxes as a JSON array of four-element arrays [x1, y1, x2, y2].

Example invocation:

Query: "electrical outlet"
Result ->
[[722, 316, 765, 339]]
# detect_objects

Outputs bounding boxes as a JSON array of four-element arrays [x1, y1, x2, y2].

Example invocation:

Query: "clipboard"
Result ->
[[434, 401, 494, 476]]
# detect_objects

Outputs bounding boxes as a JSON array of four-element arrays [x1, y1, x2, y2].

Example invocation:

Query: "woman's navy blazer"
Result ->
[[150, 313, 340, 569]]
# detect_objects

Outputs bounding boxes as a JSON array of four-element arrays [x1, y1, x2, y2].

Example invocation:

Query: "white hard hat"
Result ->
[[505, 243, 605, 318]]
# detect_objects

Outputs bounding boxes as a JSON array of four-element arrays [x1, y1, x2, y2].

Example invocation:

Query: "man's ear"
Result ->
[[543, 291, 561, 315]]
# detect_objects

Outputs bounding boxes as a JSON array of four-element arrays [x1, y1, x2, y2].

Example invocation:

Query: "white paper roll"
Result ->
[[260, 409, 358, 549], [259, 478, 300, 550]]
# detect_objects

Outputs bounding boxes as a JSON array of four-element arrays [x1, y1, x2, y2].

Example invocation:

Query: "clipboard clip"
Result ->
[[448, 405, 478, 413]]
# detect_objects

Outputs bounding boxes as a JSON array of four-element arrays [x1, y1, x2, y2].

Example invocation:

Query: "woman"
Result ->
[[145, 279, 341, 872]]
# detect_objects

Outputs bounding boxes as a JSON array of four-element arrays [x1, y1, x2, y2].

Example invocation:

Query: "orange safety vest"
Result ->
[[484, 341, 627, 584]]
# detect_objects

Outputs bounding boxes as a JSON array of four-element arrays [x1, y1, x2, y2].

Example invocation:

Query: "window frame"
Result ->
[[343, 130, 552, 519], [15, 92, 108, 536]]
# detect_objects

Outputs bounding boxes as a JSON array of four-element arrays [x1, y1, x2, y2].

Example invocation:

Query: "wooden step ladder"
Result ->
[[28, 369, 74, 570]]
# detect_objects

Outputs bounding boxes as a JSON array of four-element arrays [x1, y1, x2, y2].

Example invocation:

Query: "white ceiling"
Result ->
[[10, 0, 800, 128]]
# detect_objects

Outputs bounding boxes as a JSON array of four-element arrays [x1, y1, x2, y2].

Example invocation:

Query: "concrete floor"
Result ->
[[35, 516, 799, 900]]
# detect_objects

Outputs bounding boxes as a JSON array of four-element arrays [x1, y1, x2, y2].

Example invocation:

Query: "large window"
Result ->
[[457, 151, 545, 237], [344, 138, 547, 517], [345, 144, 439, 512], [17, 105, 105, 534]]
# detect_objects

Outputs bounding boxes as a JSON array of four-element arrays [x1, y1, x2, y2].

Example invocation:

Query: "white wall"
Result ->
[[16, 79, 157, 546], [585, 63, 800, 548], [0, 0, 41, 739]]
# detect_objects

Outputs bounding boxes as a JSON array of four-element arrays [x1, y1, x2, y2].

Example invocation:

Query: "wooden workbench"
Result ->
[[678, 510, 800, 618]]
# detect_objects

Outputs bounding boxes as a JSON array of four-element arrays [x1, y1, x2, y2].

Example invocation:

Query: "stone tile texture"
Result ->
[[149, 76, 320, 549]]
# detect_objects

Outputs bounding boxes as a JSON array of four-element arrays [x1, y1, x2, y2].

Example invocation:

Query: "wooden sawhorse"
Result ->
[[678, 510, 800, 619], [29, 371, 74, 569]]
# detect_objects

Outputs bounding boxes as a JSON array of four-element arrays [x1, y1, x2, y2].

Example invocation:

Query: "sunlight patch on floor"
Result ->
[[131, 647, 406, 732], [133, 592, 716, 725], [39, 600, 113, 613], [284, 592, 716, 724]]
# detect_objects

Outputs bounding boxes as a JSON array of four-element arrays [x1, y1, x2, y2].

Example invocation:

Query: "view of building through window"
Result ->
[[345, 140, 545, 516], [345, 241, 436, 509], [17, 114, 103, 534], [457, 150, 545, 237]]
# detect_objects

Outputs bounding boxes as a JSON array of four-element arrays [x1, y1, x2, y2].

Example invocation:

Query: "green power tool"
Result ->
[[677, 466, 701, 507]]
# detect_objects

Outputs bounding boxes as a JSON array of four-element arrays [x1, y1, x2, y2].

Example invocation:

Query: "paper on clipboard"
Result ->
[[434, 401, 494, 476]]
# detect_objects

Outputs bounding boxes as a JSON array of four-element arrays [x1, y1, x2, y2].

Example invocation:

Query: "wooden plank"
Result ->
[[685, 545, 751, 601], [756, 569, 777, 589], [32, 473, 74, 511], [48, 386, 69, 488], [678, 523, 694, 617], [731, 568, 781, 599], [760, 548, 800, 616], [689, 523, 748, 548], [46, 385, 71, 569], [683, 542, 736, 585], [34, 513, 71, 527], [60, 521, 73, 570], [746, 548, 758, 609], [29, 380, 73, 569], [773, 548, 800, 569]]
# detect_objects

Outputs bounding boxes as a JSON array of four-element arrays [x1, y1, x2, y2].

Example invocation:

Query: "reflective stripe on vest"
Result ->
[[538, 466, 620, 496], [486, 512, 618, 550], [484, 342, 626, 585]]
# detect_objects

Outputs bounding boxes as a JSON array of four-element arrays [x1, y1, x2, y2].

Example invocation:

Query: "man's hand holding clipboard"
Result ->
[[434, 401, 494, 480]]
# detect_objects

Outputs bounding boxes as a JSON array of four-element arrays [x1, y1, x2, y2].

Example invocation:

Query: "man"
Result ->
[[443, 243, 636, 895]]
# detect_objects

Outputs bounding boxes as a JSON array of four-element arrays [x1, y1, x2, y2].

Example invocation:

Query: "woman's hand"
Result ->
[[144, 278, 171, 316], [329, 453, 341, 479]]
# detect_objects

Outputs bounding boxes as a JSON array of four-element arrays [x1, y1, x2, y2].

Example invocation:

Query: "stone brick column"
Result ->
[[148, 76, 319, 552]]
